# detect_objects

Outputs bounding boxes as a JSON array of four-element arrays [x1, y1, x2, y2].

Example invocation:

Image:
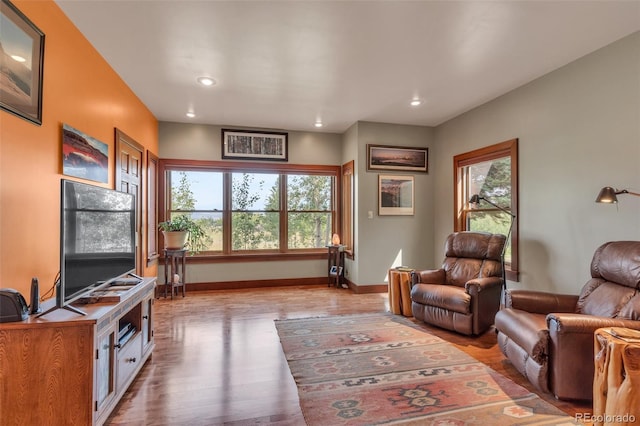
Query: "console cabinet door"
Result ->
[[95, 323, 117, 419], [0, 323, 93, 425], [141, 295, 154, 355]]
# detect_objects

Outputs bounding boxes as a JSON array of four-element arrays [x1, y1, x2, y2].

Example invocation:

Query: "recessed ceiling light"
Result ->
[[10, 55, 26, 63], [410, 99, 422, 107], [186, 112, 195, 118], [314, 121, 323, 128], [197, 76, 216, 86]]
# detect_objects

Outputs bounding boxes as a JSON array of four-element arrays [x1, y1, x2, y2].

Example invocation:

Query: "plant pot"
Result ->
[[162, 230, 188, 249]]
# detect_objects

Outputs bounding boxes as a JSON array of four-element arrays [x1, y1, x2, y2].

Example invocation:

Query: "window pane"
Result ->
[[231, 212, 279, 250], [169, 171, 223, 253], [170, 212, 223, 252], [465, 156, 512, 260], [170, 170, 223, 211], [288, 212, 331, 248], [467, 210, 512, 263], [287, 175, 332, 211], [231, 172, 279, 251], [232, 173, 279, 210], [468, 157, 511, 209]]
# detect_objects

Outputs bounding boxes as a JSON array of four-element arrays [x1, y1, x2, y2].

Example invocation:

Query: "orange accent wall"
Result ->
[[0, 0, 158, 299]]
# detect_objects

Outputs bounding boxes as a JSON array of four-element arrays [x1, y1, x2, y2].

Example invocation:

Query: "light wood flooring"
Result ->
[[106, 285, 592, 425]]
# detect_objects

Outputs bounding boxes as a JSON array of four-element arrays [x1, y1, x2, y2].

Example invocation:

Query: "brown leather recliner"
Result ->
[[410, 231, 507, 336], [495, 241, 640, 401]]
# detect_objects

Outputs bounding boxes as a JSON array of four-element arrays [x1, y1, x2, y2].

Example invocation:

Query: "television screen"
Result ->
[[60, 179, 136, 305]]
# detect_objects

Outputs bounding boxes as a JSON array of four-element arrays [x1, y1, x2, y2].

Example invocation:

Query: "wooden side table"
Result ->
[[327, 245, 346, 288], [593, 327, 640, 426], [388, 268, 413, 317], [163, 249, 187, 299]]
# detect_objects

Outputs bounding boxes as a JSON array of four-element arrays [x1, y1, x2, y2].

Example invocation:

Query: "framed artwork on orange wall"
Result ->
[[62, 124, 109, 184], [0, 0, 45, 125]]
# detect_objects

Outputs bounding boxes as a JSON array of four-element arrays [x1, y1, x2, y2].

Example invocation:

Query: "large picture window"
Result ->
[[454, 139, 519, 281], [159, 160, 340, 259]]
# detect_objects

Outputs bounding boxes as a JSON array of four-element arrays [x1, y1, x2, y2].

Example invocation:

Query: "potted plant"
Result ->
[[158, 215, 207, 254]]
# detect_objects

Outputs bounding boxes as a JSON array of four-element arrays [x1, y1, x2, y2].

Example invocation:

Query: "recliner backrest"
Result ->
[[576, 241, 640, 320], [441, 232, 506, 287]]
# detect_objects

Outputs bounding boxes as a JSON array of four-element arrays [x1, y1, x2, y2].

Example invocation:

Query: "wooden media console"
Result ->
[[0, 277, 156, 425]]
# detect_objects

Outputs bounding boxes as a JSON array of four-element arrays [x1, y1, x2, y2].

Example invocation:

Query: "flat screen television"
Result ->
[[40, 179, 137, 316]]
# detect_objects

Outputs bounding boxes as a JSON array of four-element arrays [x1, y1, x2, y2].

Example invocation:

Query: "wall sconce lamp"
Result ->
[[595, 187, 640, 203]]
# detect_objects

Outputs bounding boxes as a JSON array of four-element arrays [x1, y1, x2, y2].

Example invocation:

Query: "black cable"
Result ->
[[40, 271, 60, 302]]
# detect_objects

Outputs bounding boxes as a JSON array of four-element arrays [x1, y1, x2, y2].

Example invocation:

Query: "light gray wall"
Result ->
[[158, 122, 342, 283], [353, 121, 435, 285], [433, 32, 640, 294], [159, 122, 342, 164]]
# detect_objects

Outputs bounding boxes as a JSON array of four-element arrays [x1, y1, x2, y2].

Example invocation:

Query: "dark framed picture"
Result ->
[[379, 174, 415, 216], [222, 128, 288, 161], [62, 124, 109, 183], [367, 144, 428, 173], [0, 0, 45, 125]]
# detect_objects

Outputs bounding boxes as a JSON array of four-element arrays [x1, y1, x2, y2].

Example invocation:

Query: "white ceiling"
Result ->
[[55, 1, 640, 134]]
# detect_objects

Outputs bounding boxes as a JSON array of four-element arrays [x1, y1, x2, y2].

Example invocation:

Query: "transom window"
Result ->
[[159, 160, 340, 258], [454, 139, 519, 281]]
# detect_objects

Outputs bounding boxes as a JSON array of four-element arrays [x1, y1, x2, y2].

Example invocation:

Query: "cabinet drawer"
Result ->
[[116, 333, 143, 390]]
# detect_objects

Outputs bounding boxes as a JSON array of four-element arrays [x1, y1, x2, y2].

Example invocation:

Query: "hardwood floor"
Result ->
[[106, 285, 592, 425]]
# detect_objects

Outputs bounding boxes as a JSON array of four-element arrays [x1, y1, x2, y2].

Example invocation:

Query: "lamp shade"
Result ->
[[469, 194, 481, 204], [596, 187, 619, 203]]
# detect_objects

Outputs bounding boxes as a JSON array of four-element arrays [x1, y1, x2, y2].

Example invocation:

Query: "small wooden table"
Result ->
[[388, 268, 413, 317], [593, 327, 640, 426], [327, 245, 346, 288], [163, 248, 187, 299]]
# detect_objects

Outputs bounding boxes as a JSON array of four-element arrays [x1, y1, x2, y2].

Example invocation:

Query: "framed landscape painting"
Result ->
[[62, 124, 109, 183], [367, 144, 428, 173], [0, 0, 45, 125], [222, 129, 288, 161], [378, 175, 414, 216]]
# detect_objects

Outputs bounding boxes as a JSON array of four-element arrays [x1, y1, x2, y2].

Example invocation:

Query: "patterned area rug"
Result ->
[[275, 313, 582, 425]]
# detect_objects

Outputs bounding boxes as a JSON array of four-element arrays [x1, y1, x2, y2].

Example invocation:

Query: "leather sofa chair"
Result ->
[[495, 240, 640, 401], [410, 231, 507, 336]]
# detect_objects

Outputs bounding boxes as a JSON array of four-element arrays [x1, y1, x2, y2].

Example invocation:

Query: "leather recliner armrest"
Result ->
[[547, 313, 640, 335], [544, 313, 640, 400], [412, 269, 445, 285], [465, 277, 502, 294], [505, 290, 578, 314]]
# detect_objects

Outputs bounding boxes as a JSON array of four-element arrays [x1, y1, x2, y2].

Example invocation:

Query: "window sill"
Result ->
[[160, 251, 328, 264]]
